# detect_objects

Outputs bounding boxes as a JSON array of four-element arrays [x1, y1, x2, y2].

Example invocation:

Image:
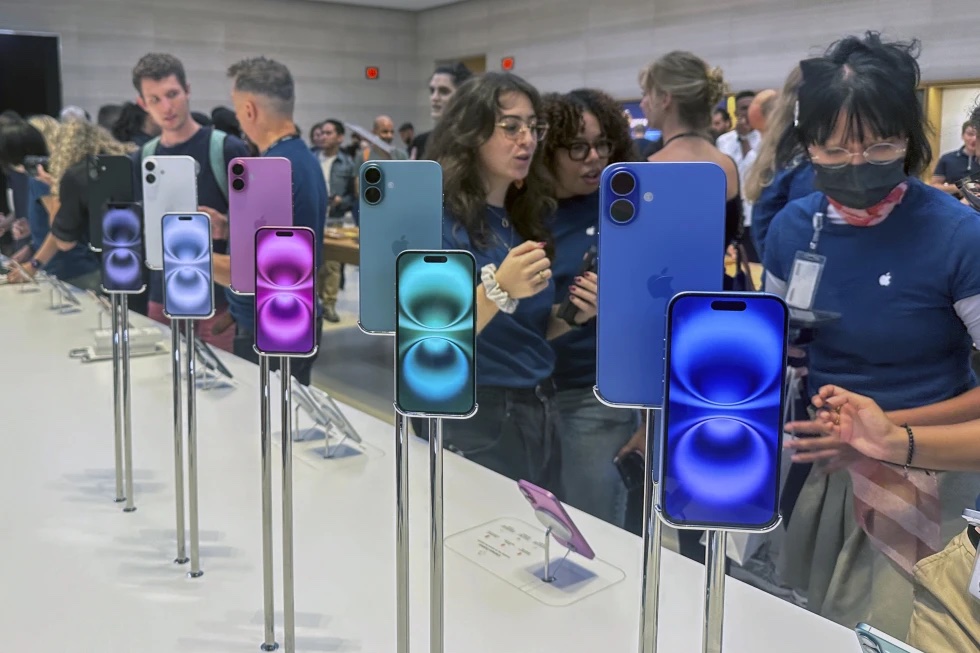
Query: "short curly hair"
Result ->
[[539, 88, 637, 177]]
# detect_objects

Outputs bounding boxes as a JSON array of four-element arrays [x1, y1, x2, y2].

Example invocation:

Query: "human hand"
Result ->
[[331, 195, 343, 207], [35, 165, 55, 188], [11, 218, 30, 240], [495, 240, 551, 299], [615, 422, 646, 462], [568, 271, 597, 324], [199, 206, 228, 240]]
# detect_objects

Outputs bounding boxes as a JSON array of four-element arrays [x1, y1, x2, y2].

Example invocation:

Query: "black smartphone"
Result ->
[[87, 154, 134, 252], [615, 451, 645, 491], [557, 244, 597, 326], [23, 156, 49, 177]]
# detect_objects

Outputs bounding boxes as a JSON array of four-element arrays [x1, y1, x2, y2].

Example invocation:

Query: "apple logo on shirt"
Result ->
[[879, 272, 891, 287]]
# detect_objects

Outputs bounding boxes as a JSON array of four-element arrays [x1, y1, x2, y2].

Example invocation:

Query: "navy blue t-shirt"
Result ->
[[764, 179, 980, 411], [132, 127, 249, 303], [444, 208, 556, 388], [751, 160, 815, 260], [548, 192, 599, 390], [225, 136, 328, 334], [27, 177, 99, 281]]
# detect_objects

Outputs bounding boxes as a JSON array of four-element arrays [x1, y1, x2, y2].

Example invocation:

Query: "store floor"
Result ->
[[311, 265, 395, 424]]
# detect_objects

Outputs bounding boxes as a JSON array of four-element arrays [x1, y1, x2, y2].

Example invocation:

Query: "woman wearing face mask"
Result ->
[[428, 73, 599, 493], [538, 89, 638, 527], [763, 32, 980, 638], [410, 62, 472, 161]]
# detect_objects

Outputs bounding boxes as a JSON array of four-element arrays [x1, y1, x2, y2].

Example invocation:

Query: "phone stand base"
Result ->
[[445, 517, 625, 607]]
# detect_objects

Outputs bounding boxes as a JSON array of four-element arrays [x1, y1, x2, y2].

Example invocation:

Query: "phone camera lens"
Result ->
[[609, 199, 635, 223], [145, 161, 155, 172], [145, 174, 156, 184], [610, 170, 636, 196], [232, 178, 246, 192], [364, 166, 382, 185], [231, 163, 245, 176], [364, 186, 383, 205]]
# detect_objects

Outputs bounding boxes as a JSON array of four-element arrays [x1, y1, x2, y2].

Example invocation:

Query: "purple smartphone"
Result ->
[[517, 480, 595, 560], [228, 157, 293, 295], [254, 226, 316, 357]]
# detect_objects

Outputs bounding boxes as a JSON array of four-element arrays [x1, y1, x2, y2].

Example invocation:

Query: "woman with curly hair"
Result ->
[[7, 119, 134, 291], [537, 88, 638, 526], [427, 72, 599, 493]]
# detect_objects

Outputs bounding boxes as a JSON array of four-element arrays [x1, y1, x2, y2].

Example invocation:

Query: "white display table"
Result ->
[[0, 285, 861, 652]]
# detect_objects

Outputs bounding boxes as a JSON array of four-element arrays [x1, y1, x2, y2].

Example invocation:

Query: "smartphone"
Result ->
[[87, 155, 134, 252], [23, 155, 49, 176], [228, 157, 293, 294], [358, 160, 444, 334], [964, 499, 980, 602], [854, 624, 925, 653], [615, 451, 645, 491], [659, 292, 788, 531], [517, 480, 595, 560], [142, 155, 199, 270], [595, 162, 726, 408], [100, 203, 145, 294], [394, 250, 476, 417], [254, 226, 316, 357], [161, 213, 214, 319], [556, 245, 597, 327]]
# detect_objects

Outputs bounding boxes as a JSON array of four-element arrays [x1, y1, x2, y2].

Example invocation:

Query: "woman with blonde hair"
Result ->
[[744, 66, 816, 259], [7, 120, 133, 291]]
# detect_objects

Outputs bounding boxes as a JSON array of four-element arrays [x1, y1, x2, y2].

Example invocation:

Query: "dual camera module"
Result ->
[[144, 159, 157, 185], [608, 170, 637, 223], [362, 165, 383, 205], [230, 162, 247, 192]]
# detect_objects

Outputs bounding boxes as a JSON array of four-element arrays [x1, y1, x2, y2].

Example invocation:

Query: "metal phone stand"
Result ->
[[108, 292, 136, 512], [281, 377, 360, 457], [701, 530, 728, 653], [531, 510, 574, 584], [169, 320, 204, 577], [393, 404, 478, 653], [48, 277, 82, 314]]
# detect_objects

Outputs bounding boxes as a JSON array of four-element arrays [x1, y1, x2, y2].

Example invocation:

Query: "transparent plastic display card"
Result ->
[[445, 517, 626, 607]]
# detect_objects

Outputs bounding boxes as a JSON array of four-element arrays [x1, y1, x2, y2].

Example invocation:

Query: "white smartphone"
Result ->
[[963, 505, 980, 602], [141, 155, 199, 270], [855, 624, 925, 653]]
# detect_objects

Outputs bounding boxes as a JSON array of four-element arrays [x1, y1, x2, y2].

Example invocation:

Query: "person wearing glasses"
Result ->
[[537, 88, 638, 526], [763, 32, 980, 639], [427, 73, 598, 494]]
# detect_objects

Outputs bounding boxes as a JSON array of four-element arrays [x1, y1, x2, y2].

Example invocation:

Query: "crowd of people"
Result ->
[[2, 28, 980, 651]]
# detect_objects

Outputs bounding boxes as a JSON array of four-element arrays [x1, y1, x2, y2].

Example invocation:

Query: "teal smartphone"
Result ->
[[855, 624, 925, 653], [358, 160, 444, 334], [395, 250, 476, 417]]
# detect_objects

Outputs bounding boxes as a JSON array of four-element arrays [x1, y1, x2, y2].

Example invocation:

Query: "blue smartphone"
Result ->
[[100, 202, 145, 294], [594, 162, 727, 408], [395, 250, 476, 417], [161, 212, 214, 320], [659, 292, 788, 531], [358, 161, 444, 334], [855, 624, 926, 653]]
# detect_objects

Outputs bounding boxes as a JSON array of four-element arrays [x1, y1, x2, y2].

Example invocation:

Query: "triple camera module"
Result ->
[[363, 165, 383, 205], [230, 162, 246, 192], [609, 170, 637, 223]]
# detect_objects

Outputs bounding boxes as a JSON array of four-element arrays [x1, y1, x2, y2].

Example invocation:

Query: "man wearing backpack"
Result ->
[[131, 53, 250, 351]]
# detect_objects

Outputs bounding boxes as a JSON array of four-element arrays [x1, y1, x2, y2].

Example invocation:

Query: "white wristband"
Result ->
[[481, 263, 518, 314]]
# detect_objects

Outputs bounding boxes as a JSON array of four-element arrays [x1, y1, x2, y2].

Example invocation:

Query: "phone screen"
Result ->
[[395, 250, 476, 416], [662, 292, 787, 530], [162, 213, 213, 318], [254, 227, 316, 356], [101, 204, 145, 294]]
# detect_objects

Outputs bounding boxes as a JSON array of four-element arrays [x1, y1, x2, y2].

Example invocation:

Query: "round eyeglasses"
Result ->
[[808, 142, 906, 169], [563, 139, 613, 161], [496, 116, 549, 142]]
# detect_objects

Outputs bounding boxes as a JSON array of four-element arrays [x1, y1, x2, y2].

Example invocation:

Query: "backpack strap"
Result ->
[[209, 129, 229, 201], [140, 136, 161, 161]]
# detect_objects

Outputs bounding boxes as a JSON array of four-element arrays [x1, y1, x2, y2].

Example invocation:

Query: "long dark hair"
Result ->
[[539, 88, 637, 180], [797, 31, 931, 175], [428, 72, 556, 256]]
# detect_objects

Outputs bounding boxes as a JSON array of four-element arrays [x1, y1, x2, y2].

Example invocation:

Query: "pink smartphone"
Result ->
[[254, 226, 317, 357], [228, 157, 293, 294], [517, 480, 595, 559]]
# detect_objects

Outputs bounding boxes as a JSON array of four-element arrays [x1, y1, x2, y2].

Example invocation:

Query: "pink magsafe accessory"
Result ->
[[228, 157, 293, 294], [517, 480, 595, 559]]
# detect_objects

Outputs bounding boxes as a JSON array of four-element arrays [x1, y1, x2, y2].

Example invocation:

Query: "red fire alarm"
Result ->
[[501, 56, 515, 71], [365, 66, 380, 80]]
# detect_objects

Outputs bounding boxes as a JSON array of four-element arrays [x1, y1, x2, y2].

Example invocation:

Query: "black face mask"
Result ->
[[812, 160, 907, 210]]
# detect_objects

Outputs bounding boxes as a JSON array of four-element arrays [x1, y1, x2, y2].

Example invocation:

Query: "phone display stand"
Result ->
[[701, 529, 728, 653], [639, 408, 663, 653], [8, 259, 41, 294], [271, 375, 362, 459], [169, 320, 204, 577], [107, 292, 136, 512], [180, 337, 236, 392], [47, 276, 82, 314], [444, 517, 626, 606]]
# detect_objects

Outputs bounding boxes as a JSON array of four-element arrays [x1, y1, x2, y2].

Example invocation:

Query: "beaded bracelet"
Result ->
[[901, 423, 915, 469]]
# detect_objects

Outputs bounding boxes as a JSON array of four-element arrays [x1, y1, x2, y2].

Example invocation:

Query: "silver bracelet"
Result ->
[[481, 263, 518, 314]]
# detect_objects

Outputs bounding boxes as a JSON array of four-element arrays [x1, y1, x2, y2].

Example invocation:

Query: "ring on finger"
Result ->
[[538, 270, 546, 280]]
